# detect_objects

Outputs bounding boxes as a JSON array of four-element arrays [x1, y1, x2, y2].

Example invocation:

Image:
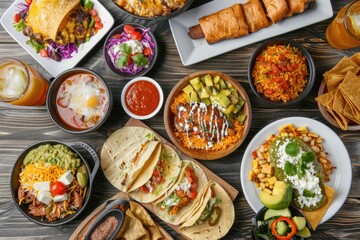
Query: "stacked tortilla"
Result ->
[[101, 126, 235, 239]]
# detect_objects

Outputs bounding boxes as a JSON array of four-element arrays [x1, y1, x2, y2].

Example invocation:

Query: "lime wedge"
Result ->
[[349, 14, 360, 35]]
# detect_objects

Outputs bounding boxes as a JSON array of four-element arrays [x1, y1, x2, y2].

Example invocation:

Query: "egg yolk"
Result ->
[[85, 93, 99, 108]]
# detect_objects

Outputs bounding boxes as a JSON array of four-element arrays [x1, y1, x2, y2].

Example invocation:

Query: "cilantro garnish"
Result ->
[[301, 151, 315, 163], [285, 141, 299, 156], [303, 189, 315, 197], [116, 55, 128, 68], [132, 53, 148, 66], [284, 162, 297, 176], [120, 43, 132, 55]]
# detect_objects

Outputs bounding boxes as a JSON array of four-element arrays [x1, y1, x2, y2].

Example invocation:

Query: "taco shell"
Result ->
[[101, 127, 160, 192], [179, 181, 235, 240], [154, 160, 208, 225], [129, 144, 182, 203]]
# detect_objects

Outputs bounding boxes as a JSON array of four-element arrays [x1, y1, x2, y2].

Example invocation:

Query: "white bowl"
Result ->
[[121, 77, 163, 120]]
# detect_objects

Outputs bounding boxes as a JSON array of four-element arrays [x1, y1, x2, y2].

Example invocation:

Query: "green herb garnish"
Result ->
[[303, 189, 315, 197], [26, 39, 44, 53], [132, 53, 148, 66], [301, 151, 315, 163], [284, 161, 297, 176], [285, 141, 299, 156], [13, 19, 25, 32]]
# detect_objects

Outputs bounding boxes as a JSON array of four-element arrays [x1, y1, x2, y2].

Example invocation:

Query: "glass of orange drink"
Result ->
[[0, 58, 49, 106], [326, 0, 360, 50]]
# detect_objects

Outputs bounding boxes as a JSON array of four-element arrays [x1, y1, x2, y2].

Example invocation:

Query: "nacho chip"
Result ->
[[339, 71, 360, 112], [324, 56, 360, 76], [350, 52, 360, 66], [323, 73, 346, 91], [302, 185, 335, 230]]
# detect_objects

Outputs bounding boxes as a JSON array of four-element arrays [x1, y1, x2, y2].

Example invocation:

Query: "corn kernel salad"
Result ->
[[252, 44, 308, 102], [248, 124, 336, 194]]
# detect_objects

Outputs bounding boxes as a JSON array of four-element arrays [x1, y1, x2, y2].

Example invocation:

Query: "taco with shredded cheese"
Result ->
[[154, 160, 208, 225], [100, 127, 162, 193], [129, 144, 182, 203], [178, 181, 235, 240]]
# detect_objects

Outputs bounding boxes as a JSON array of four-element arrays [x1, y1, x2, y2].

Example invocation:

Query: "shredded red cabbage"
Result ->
[[47, 41, 78, 62], [16, 2, 29, 18], [106, 27, 156, 75]]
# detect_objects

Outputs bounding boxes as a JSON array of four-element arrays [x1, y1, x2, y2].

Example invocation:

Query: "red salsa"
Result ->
[[125, 80, 160, 116]]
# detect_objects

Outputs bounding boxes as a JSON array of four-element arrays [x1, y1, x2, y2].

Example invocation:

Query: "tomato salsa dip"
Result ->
[[125, 80, 160, 116], [252, 44, 309, 102]]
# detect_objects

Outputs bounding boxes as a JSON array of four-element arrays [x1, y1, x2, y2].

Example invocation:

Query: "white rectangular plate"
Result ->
[[169, 0, 333, 66], [1, 0, 114, 77]]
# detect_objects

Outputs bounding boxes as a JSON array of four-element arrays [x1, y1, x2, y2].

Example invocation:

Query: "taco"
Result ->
[[129, 144, 182, 203], [179, 181, 235, 240], [101, 127, 161, 192], [154, 160, 208, 225]]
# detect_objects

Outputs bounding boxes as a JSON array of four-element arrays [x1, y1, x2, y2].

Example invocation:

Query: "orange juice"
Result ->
[[0, 58, 49, 106], [326, 1, 360, 49]]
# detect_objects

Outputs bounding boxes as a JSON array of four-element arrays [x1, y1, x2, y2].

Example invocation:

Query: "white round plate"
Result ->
[[240, 117, 352, 224]]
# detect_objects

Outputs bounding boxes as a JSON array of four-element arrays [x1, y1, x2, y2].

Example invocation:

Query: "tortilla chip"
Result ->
[[339, 71, 360, 112], [350, 52, 360, 66], [344, 103, 360, 124], [324, 56, 360, 76], [302, 185, 335, 230], [323, 73, 345, 91], [315, 90, 335, 108]]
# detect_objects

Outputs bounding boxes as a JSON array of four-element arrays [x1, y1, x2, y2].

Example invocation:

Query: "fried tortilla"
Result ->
[[262, 0, 289, 23], [242, 0, 270, 33], [26, 0, 80, 41]]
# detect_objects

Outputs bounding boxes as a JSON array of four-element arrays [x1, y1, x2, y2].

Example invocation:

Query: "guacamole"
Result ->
[[269, 136, 327, 211], [23, 144, 81, 170]]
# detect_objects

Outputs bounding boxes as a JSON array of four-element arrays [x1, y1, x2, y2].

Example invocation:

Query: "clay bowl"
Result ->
[[164, 70, 252, 160], [317, 79, 360, 131]]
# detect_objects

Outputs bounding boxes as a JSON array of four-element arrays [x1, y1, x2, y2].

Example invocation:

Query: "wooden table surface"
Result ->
[[0, 0, 359, 239]]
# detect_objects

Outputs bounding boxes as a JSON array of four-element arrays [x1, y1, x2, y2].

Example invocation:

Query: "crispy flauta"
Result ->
[[287, 0, 316, 17], [242, 0, 270, 33], [262, 0, 289, 23], [198, 4, 249, 44]]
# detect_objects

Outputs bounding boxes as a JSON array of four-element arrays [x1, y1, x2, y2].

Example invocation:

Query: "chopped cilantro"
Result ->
[[301, 151, 315, 163], [284, 161, 297, 176], [120, 43, 132, 55], [116, 55, 128, 68], [285, 141, 299, 156], [303, 189, 315, 197], [297, 166, 306, 179], [132, 53, 148, 66]]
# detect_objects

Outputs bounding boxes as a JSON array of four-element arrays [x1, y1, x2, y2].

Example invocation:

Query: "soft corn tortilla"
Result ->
[[101, 127, 161, 192], [179, 181, 235, 240], [302, 185, 335, 230], [129, 144, 182, 203], [26, 0, 80, 41], [154, 160, 208, 225]]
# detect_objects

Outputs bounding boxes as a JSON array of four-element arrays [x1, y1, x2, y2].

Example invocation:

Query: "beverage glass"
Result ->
[[0, 58, 49, 106], [326, 0, 360, 50]]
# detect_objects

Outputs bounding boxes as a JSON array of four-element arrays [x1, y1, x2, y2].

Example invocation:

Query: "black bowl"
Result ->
[[251, 205, 311, 240], [10, 141, 99, 226], [46, 68, 113, 134], [248, 39, 316, 106], [103, 23, 158, 79], [110, 0, 194, 21]]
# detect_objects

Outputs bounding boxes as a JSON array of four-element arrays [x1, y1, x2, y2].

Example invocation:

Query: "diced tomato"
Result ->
[[143, 47, 151, 56], [278, 54, 285, 61], [40, 49, 48, 58], [130, 31, 142, 41], [25, 0, 32, 5], [265, 70, 273, 75], [112, 34, 121, 39], [273, 76, 284, 83], [190, 172, 197, 183], [185, 170, 192, 177], [128, 56, 133, 65], [124, 24, 136, 34], [176, 189, 186, 197], [280, 81, 289, 90], [271, 64, 280, 75], [291, 63, 299, 70], [157, 160, 163, 167], [13, 13, 20, 23], [94, 22, 103, 30], [94, 16, 101, 23], [188, 191, 197, 199], [140, 185, 149, 193], [152, 176, 163, 184], [89, 9, 98, 16], [185, 167, 193, 173], [265, 89, 274, 95], [153, 168, 160, 177], [186, 176, 194, 183], [190, 182, 197, 192], [257, 55, 265, 62]]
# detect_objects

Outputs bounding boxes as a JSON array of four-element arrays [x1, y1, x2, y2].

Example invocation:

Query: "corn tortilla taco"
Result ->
[[129, 144, 182, 203], [179, 181, 235, 240], [101, 127, 161, 192], [154, 160, 208, 225]]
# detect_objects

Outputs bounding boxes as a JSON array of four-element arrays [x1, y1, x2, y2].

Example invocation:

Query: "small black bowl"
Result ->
[[103, 23, 158, 79], [251, 205, 311, 240], [10, 141, 99, 226], [46, 68, 113, 134], [248, 39, 316, 106], [110, 0, 194, 21]]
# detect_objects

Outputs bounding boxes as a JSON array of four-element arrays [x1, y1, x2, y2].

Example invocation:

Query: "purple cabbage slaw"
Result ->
[[47, 41, 78, 61], [106, 27, 156, 75]]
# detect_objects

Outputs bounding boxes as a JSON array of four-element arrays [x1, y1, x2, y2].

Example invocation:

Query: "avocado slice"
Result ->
[[212, 93, 230, 108], [200, 87, 211, 99], [204, 74, 213, 87], [220, 89, 231, 96], [260, 181, 292, 210], [264, 208, 292, 220], [213, 75, 221, 83], [296, 226, 311, 238], [292, 216, 306, 231], [190, 77, 202, 90], [182, 84, 194, 96], [276, 221, 289, 236], [220, 79, 227, 89]]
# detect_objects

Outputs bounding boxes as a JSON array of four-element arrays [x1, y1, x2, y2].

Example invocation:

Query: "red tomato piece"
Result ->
[[51, 181, 66, 196], [143, 47, 151, 56], [130, 31, 142, 41], [140, 185, 149, 193], [94, 16, 101, 23], [273, 76, 284, 83], [176, 189, 186, 197], [89, 9, 98, 16], [124, 25, 136, 34], [94, 22, 103, 30], [112, 34, 121, 39], [13, 13, 20, 23], [185, 170, 192, 177], [188, 191, 197, 199], [40, 49, 48, 58], [280, 81, 289, 90], [265, 89, 274, 95], [186, 176, 193, 183], [278, 54, 285, 61], [152, 176, 162, 184], [128, 56, 133, 65], [25, 0, 32, 5], [271, 64, 280, 75], [153, 168, 160, 177]]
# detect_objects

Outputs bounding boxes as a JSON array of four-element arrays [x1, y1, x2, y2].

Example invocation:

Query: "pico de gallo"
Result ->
[[139, 159, 165, 194]]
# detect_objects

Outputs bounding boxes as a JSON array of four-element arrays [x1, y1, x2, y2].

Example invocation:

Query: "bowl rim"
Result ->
[[317, 79, 360, 131], [103, 23, 158, 79], [121, 76, 164, 120], [163, 70, 252, 160], [248, 38, 316, 106], [109, 0, 194, 21], [46, 67, 113, 134], [10, 140, 97, 226]]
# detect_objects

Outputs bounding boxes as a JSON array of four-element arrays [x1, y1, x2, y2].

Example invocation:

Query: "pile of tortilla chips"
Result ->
[[316, 53, 360, 130]]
